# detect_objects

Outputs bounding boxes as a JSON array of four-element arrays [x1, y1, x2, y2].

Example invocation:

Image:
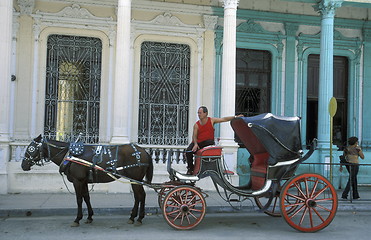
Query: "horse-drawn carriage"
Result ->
[[21, 113, 337, 232]]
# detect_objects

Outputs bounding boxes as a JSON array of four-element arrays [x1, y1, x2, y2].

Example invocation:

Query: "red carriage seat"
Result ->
[[194, 146, 223, 175], [250, 152, 269, 190]]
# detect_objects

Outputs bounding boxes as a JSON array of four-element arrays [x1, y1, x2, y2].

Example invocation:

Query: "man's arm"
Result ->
[[191, 123, 199, 152], [212, 114, 244, 124]]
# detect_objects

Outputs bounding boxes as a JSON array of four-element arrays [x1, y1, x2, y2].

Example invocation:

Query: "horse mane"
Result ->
[[46, 138, 69, 147]]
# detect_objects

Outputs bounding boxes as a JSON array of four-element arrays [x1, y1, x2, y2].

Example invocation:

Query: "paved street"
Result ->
[[1, 211, 371, 240]]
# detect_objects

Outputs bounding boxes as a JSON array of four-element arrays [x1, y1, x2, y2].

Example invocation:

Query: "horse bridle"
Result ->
[[23, 139, 45, 167], [24, 137, 67, 167]]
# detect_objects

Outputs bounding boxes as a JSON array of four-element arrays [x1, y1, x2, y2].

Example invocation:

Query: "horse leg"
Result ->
[[71, 180, 84, 227], [82, 182, 94, 224], [136, 185, 146, 225], [128, 183, 140, 224]]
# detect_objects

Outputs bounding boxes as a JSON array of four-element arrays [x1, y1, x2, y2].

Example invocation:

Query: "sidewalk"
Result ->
[[1, 188, 371, 218]]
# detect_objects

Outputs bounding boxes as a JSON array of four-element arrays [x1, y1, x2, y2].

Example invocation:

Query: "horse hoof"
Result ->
[[127, 219, 134, 224], [70, 222, 80, 227], [134, 221, 142, 226], [85, 219, 93, 224]]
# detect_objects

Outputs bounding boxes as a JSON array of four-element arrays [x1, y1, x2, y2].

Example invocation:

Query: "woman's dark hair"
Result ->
[[348, 136, 358, 145], [199, 106, 208, 113]]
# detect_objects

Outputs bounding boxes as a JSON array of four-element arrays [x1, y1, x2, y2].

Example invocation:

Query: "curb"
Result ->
[[1, 203, 369, 218]]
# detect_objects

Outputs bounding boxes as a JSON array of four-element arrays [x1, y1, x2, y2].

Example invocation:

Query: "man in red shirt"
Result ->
[[185, 106, 243, 175]]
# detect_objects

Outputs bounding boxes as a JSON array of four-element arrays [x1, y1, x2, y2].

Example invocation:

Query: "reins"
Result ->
[[65, 156, 143, 185], [42, 138, 69, 165]]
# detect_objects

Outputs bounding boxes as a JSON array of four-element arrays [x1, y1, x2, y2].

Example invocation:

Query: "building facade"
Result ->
[[0, 0, 370, 193]]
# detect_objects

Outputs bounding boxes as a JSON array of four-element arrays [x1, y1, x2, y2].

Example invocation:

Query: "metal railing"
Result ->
[[298, 161, 371, 202]]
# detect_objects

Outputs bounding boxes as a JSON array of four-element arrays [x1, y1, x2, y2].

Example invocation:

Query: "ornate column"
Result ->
[[0, 0, 13, 193], [111, 0, 131, 144], [219, 0, 239, 146], [314, 0, 343, 149], [219, 0, 239, 173]]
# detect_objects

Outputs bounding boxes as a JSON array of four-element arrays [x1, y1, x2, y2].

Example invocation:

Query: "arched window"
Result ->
[[44, 35, 102, 143], [138, 41, 190, 145]]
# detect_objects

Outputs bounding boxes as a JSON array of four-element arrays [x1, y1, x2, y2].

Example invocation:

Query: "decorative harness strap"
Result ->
[[64, 143, 149, 174], [110, 144, 149, 172]]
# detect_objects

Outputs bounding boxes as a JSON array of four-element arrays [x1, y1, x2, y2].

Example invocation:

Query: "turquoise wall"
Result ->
[[212, 7, 371, 185]]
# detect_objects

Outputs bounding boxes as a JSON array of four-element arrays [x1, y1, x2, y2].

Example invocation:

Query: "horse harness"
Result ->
[[63, 143, 149, 175]]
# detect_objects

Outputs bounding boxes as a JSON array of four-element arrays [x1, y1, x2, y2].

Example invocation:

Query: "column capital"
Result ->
[[219, 0, 239, 9], [203, 15, 218, 30], [285, 22, 299, 37], [313, 0, 343, 18], [17, 0, 35, 15]]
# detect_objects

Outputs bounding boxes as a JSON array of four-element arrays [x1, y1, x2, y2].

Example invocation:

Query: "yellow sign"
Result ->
[[329, 97, 337, 117], [328, 97, 337, 183]]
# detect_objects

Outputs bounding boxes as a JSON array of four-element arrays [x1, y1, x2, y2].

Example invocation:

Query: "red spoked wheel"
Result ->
[[162, 186, 206, 230], [280, 173, 338, 232]]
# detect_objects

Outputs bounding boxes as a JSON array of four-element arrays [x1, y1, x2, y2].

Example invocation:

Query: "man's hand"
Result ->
[[192, 143, 200, 152]]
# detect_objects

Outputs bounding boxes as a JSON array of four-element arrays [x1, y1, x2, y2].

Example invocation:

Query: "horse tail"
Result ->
[[145, 152, 154, 184]]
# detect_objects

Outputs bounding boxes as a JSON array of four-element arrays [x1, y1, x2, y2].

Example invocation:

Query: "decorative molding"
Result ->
[[35, 4, 113, 22], [236, 20, 282, 35], [216, 19, 283, 55], [53, 4, 100, 19], [298, 29, 360, 42], [31, 4, 116, 38], [132, 12, 203, 34], [147, 12, 192, 27], [297, 28, 361, 61], [17, 0, 35, 15]]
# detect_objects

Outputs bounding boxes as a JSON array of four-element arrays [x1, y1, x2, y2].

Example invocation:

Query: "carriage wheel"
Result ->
[[162, 186, 206, 230], [254, 192, 282, 217], [254, 180, 284, 217], [158, 187, 173, 208], [280, 173, 338, 232], [254, 179, 297, 217]]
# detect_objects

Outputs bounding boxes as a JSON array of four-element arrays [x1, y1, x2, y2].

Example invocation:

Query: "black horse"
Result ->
[[21, 135, 153, 227]]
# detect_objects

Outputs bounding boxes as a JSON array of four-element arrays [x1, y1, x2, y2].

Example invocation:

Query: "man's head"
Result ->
[[197, 106, 208, 119]]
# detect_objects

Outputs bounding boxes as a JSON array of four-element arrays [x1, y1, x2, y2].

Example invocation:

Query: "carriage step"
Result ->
[[229, 199, 240, 202]]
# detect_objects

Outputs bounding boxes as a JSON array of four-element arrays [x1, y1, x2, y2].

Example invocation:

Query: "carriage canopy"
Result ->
[[230, 113, 303, 165]]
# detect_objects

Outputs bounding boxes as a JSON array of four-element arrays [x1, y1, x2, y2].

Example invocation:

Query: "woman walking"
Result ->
[[340, 136, 365, 200]]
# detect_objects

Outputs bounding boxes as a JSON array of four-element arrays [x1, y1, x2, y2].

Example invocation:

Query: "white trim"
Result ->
[[251, 179, 272, 196], [270, 158, 300, 167]]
